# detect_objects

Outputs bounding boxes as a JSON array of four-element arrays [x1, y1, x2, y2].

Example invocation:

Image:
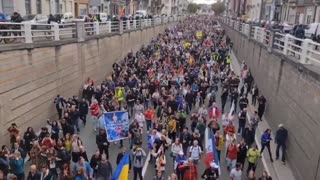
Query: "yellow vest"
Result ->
[[226, 56, 231, 64], [116, 88, 124, 102]]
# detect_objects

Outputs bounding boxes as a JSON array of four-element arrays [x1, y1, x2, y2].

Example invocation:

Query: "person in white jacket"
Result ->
[[135, 112, 145, 129]]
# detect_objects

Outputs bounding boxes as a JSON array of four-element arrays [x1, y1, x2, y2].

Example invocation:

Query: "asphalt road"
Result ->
[[75, 75, 264, 180]]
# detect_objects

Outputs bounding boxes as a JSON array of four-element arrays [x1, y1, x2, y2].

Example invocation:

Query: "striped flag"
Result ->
[[205, 128, 221, 174]]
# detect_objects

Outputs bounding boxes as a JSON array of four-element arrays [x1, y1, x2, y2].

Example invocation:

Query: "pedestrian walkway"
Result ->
[[230, 51, 296, 180]]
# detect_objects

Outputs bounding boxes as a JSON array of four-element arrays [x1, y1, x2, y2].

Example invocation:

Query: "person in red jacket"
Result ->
[[226, 139, 239, 171], [90, 99, 101, 131], [224, 121, 236, 135], [144, 107, 155, 132], [209, 102, 221, 120], [178, 158, 198, 180]]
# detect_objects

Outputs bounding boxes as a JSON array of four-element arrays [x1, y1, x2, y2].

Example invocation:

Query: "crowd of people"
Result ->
[[0, 15, 289, 180]]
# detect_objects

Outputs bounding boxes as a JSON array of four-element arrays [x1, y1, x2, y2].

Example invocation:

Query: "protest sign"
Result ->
[[104, 111, 130, 142]]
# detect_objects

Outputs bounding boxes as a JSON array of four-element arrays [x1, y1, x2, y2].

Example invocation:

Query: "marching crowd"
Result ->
[[0, 15, 289, 180]]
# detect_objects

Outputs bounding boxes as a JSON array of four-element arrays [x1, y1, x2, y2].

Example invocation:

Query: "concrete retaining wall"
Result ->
[[0, 24, 170, 144], [221, 23, 320, 180]]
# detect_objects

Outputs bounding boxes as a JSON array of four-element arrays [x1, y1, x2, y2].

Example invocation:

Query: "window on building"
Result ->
[[55, 0, 60, 13], [306, 15, 311, 24], [25, 0, 31, 15], [36, 0, 42, 14]]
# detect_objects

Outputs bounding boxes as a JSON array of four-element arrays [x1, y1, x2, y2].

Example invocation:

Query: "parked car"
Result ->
[[305, 23, 320, 40], [22, 14, 48, 24], [60, 12, 74, 24], [135, 10, 147, 18]]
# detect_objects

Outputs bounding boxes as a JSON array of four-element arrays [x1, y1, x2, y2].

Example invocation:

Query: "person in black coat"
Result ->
[[243, 126, 255, 147], [27, 165, 41, 180], [116, 148, 131, 170], [90, 151, 101, 178], [79, 99, 89, 126], [257, 95, 266, 120], [237, 140, 248, 167], [40, 164, 54, 180], [275, 124, 288, 164], [23, 127, 37, 157], [96, 129, 109, 159]]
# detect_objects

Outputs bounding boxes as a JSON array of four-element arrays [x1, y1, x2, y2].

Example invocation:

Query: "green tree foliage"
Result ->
[[211, 1, 225, 15], [187, 3, 200, 14]]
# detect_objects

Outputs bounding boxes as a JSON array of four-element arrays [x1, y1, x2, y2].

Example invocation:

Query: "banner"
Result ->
[[104, 111, 130, 142]]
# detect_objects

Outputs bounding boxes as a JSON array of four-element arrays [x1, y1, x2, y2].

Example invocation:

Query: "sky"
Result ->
[[192, 0, 216, 4]]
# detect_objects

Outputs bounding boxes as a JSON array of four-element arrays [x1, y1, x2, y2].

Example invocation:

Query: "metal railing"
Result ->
[[219, 17, 320, 66], [0, 15, 186, 45]]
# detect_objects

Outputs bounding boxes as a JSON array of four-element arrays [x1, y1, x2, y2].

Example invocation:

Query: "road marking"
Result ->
[[142, 152, 151, 177]]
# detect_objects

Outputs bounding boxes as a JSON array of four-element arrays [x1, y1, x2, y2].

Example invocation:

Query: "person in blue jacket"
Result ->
[[72, 156, 93, 179], [9, 151, 24, 180], [260, 129, 273, 162]]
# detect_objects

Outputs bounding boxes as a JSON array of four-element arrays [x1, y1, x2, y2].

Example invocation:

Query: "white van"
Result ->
[[94, 13, 108, 22], [135, 10, 147, 17], [305, 23, 320, 39], [61, 12, 74, 24]]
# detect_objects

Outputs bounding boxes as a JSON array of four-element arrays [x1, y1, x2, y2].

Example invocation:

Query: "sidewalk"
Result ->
[[230, 51, 296, 180]]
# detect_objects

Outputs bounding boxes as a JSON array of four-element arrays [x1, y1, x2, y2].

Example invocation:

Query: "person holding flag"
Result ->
[[111, 152, 130, 180]]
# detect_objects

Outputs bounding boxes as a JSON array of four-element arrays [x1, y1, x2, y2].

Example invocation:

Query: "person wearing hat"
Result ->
[[275, 124, 288, 164], [201, 162, 219, 180]]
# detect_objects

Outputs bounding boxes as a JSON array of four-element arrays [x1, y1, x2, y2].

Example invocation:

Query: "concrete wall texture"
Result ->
[[0, 24, 169, 144], [222, 24, 320, 180]]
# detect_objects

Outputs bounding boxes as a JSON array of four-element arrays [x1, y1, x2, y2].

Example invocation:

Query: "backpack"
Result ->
[[190, 146, 201, 158]]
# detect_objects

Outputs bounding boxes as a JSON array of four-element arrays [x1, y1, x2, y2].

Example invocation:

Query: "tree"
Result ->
[[187, 3, 200, 14], [211, 1, 225, 15]]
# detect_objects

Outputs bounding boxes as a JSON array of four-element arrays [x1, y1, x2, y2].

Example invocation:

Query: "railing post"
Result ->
[[261, 29, 266, 43], [248, 25, 253, 38], [283, 34, 291, 55], [300, 38, 312, 64], [140, 19, 144, 29], [53, 23, 60, 41], [133, 20, 137, 29], [119, 20, 123, 34], [75, 21, 85, 42], [268, 31, 275, 53], [253, 26, 258, 40], [152, 17, 156, 26], [94, 21, 100, 35], [127, 20, 131, 30], [108, 21, 112, 33], [24, 22, 32, 43]]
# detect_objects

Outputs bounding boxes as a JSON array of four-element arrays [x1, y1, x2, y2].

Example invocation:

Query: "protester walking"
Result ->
[[275, 124, 288, 164]]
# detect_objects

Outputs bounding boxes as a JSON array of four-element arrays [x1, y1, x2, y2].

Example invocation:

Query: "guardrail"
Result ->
[[218, 17, 320, 66], [0, 16, 185, 45]]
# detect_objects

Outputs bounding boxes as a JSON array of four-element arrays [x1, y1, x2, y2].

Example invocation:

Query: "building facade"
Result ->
[[177, 0, 188, 14], [245, 0, 262, 20], [74, 0, 88, 16], [0, 0, 74, 17]]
